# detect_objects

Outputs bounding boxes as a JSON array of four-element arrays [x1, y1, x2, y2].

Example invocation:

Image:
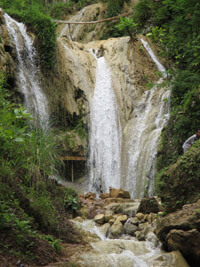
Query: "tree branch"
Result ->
[[52, 11, 133, 25]]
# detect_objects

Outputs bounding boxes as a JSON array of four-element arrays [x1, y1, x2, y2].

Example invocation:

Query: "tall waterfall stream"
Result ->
[[122, 40, 170, 198], [4, 14, 49, 129], [89, 51, 122, 195], [88, 42, 170, 198]]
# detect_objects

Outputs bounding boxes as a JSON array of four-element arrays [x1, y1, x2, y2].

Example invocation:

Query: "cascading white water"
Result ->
[[70, 219, 186, 267], [4, 14, 49, 129], [89, 52, 122, 194], [140, 39, 167, 77], [123, 39, 170, 198]]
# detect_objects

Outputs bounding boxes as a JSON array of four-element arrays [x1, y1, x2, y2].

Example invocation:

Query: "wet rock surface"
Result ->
[[156, 199, 200, 266], [137, 196, 163, 214]]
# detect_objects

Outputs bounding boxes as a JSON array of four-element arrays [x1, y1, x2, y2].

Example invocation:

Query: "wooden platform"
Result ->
[[60, 156, 87, 161], [60, 156, 87, 182]]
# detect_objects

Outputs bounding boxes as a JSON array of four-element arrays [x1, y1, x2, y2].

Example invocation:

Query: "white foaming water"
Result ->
[[140, 38, 167, 77], [71, 219, 174, 267], [124, 39, 170, 198], [4, 14, 49, 129], [89, 52, 122, 194]]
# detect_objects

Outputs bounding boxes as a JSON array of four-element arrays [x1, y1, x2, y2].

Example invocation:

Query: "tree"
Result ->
[[116, 17, 138, 42]]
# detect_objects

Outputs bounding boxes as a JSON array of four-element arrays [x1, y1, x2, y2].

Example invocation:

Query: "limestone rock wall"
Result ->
[[0, 8, 15, 78]]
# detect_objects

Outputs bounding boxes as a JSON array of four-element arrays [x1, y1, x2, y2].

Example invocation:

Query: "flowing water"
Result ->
[[122, 39, 170, 198], [4, 14, 49, 129], [59, 6, 88, 39], [89, 52, 122, 194], [71, 219, 187, 267], [88, 39, 170, 198]]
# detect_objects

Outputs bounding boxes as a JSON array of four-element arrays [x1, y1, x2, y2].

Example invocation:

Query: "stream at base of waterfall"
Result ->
[[43, 195, 189, 267]]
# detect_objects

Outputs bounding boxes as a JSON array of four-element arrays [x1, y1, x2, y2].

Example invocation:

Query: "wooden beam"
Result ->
[[71, 161, 74, 182], [60, 156, 87, 161], [53, 11, 132, 25]]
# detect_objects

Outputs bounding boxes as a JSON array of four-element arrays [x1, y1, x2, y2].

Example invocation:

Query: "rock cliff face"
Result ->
[[41, 3, 169, 196], [0, 8, 15, 80]]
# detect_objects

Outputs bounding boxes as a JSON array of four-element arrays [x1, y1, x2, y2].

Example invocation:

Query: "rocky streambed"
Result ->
[[45, 188, 191, 267]]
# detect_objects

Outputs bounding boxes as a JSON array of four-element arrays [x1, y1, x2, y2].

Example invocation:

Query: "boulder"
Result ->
[[109, 221, 124, 239], [105, 202, 139, 216], [115, 214, 128, 224], [100, 193, 110, 199], [136, 212, 145, 221], [128, 217, 139, 226], [99, 223, 110, 237], [105, 198, 135, 204], [146, 213, 156, 224], [74, 216, 83, 222], [109, 187, 131, 199], [124, 219, 138, 235], [135, 230, 145, 241], [137, 197, 161, 214], [94, 214, 105, 225], [155, 200, 200, 266], [104, 210, 114, 222], [85, 192, 96, 199], [166, 229, 200, 265]]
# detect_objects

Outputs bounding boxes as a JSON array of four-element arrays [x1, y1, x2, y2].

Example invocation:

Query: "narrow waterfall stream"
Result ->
[[89, 52, 122, 194], [123, 39, 170, 198], [4, 14, 49, 129], [59, 6, 88, 39]]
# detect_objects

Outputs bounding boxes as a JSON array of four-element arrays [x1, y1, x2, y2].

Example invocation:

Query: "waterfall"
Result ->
[[4, 14, 49, 129], [140, 39, 167, 77], [89, 52, 122, 194], [123, 39, 170, 198], [59, 6, 88, 39]]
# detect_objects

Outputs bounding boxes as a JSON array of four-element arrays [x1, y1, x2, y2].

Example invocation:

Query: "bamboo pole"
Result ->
[[60, 156, 87, 161], [71, 161, 74, 182], [52, 11, 132, 25]]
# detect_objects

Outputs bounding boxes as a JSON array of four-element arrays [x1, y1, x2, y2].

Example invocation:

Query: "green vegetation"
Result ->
[[106, 0, 126, 18], [0, 0, 56, 70], [116, 17, 138, 42], [131, 0, 200, 209], [0, 73, 81, 265], [155, 140, 200, 211]]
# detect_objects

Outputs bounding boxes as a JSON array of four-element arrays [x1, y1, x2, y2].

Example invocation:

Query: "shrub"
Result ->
[[106, 0, 125, 18], [133, 0, 153, 26], [48, 2, 74, 19], [156, 140, 200, 211], [116, 17, 138, 41]]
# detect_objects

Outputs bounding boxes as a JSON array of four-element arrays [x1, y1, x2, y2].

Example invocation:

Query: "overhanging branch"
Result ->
[[52, 11, 133, 25]]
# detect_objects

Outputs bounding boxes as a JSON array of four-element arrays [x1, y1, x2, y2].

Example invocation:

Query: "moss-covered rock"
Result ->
[[156, 140, 200, 211], [155, 199, 200, 266]]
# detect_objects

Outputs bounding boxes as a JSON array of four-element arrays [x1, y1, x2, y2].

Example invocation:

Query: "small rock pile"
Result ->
[[78, 187, 163, 241]]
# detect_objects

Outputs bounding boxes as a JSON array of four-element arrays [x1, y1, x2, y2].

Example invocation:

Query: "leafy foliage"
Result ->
[[1, 0, 56, 70], [156, 140, 200, 211], [0, 73, 81, 264], [106, 0, 125, 18], [116, 17, 138, 41], [133, 0, 154, 26], [48, 1, 74, 19], [131, 0, 200, 207]]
